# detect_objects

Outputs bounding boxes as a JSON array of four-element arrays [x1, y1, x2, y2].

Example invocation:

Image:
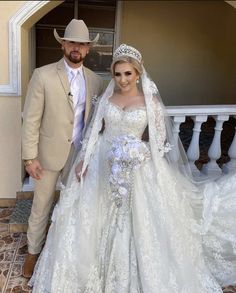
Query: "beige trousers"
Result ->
[[27, 144, 77, 254]]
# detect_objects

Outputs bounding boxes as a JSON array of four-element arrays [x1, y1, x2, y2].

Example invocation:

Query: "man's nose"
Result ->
[[73, 43, 81, 50]]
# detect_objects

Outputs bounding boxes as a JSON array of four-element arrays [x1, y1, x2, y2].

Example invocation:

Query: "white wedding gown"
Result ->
[[30, 101, 236, 292]]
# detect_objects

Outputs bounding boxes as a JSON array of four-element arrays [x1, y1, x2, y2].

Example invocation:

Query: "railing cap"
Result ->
[[166, 105, 236, 116]]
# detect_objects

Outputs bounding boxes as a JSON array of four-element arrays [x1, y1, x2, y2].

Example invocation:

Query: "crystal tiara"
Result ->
[[113, 44, 142, 63]]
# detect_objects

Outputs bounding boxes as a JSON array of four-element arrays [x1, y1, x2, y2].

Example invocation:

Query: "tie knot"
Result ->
[[71, 70, 79, 77]]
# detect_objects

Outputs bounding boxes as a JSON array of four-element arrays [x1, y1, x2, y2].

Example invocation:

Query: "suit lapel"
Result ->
[[57, 58, 74, 111]]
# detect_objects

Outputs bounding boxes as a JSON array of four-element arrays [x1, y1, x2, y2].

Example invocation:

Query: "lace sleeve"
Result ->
[[152, 97, 172, 157]]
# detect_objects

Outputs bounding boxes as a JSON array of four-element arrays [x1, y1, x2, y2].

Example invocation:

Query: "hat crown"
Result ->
[[64, 19, 89, 39], [54, 19, 99, 43]]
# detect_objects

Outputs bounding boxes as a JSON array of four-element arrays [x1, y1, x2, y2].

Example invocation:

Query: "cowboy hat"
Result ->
[[54, 19, 99, 44]]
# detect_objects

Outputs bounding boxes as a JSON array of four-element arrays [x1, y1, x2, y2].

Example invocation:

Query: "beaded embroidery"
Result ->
[[108, 135, 151, 208]]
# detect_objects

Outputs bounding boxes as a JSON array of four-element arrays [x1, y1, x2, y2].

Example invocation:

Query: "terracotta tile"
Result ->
[[223, 286, 236, 293], [8, 263, 22, 278], [3, 249, 15, 262], [0, 273, 7, 292], [0, 253, 4, 263], [0, 262, 11, 291], [0, 208, 13, 221], [0, 233, 20, 253], [6, 264, 32, 292], [0, 226, 9, 236]]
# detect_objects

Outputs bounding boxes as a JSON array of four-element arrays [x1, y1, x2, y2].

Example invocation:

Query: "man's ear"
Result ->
[[87, 43, 91, 54]]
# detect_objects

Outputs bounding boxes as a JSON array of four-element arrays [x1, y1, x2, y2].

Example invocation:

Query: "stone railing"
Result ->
[[167, 105, 236, 177], [22, 105, 236, 191]]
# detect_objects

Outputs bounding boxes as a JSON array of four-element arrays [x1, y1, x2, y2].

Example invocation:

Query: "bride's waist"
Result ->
[[102, 130, 142, 143]]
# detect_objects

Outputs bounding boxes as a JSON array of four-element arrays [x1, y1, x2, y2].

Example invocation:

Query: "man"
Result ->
[[22, 19, 104, 278]]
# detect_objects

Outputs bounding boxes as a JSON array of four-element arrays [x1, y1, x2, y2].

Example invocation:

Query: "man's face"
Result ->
[[62, 41, 90, 66]]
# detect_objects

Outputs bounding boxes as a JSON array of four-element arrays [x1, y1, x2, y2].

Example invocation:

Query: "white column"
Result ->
[[171, 115, 186, 161], [202, 115, 229, 177], [223, 116, 236, 173], [186, 115, 208, 176]]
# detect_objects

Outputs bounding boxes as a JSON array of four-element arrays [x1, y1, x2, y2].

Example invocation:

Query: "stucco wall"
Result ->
[[0, 1, 62, 199], [0, 97, 22, 198], [0, 1, 27, 199], [0, 1, 26, 84], [121, 1, 236, 105]]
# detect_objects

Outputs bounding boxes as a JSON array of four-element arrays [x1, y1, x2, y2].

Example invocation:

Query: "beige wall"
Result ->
[[0, 1, 27, 198], [0, 1, 62, 199], [0, 1, 26, 84], [0, 97, 22, 198], [121, 1, 236, 105]]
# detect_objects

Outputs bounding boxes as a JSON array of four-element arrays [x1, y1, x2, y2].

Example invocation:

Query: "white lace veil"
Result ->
[[77, 44, 209, 187]]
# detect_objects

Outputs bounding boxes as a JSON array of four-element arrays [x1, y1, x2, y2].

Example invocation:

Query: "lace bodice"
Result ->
[[103, 101, 147, 141]]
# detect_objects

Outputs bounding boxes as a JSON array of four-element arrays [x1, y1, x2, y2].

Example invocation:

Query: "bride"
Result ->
[[29, 44, 236, 292]]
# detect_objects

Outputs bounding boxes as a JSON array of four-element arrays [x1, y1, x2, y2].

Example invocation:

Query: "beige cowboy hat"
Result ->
[[54, 19, 99, 44]]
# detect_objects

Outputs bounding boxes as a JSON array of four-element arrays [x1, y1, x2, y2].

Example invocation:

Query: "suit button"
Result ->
[[70, 121, 73, 125], [68, 139, 72, 142]]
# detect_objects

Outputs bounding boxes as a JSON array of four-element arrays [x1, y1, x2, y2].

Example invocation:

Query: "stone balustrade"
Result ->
[[23, 105, 236, 191], [167, 105, 236, 176]]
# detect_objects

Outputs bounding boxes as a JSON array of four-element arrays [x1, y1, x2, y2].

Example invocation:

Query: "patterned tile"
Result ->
[[223, 286, 236, 293], [0, 209, 13, 223], [9, 201, 32, 225], [0, 233, 21, 253], [5, 262, 32, 293]]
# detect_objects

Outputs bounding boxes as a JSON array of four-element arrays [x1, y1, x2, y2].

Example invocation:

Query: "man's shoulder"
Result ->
[[36, 59, 62, 74], [83, 66, 102, 81]]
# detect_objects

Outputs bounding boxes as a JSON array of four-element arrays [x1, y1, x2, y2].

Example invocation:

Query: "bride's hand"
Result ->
[[75, 160, 88, 182]]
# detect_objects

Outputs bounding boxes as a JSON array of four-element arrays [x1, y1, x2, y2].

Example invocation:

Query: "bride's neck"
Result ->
[[118, 89, 140, 98]]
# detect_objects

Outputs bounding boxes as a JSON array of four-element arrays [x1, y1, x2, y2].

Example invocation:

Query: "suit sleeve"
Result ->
[[22, 69, 45, 160]]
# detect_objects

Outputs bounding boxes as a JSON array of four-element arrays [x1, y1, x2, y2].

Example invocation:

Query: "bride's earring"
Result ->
[[136, 79, 139, 84]]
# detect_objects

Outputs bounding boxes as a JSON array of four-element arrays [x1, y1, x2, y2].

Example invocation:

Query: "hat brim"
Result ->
[[54, 29, 99, 44]]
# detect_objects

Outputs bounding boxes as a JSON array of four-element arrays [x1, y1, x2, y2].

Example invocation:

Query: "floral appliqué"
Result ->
[[108, 135, 151, 207]]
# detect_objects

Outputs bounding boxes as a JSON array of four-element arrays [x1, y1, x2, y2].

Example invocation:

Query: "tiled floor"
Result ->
[[0, 208, 32, 293], [1, 208, 236, 292]]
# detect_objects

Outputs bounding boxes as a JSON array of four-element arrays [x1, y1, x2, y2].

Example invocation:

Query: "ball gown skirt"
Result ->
[[29, 102, 236, 292]]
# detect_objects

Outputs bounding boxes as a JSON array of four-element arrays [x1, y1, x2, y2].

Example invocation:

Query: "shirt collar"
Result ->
[[63, 59, 84, 76]]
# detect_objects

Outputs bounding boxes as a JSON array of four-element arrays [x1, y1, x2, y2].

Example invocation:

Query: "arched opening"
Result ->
[[18, 0, 120, 191]]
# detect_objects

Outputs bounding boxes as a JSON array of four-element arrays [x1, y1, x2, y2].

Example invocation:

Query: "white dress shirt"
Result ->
[[64, 59, 86, 149]]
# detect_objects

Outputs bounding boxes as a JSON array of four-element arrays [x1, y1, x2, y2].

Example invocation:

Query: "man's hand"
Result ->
[[25, 159, 44, 180], [75, 160, 88, 182]]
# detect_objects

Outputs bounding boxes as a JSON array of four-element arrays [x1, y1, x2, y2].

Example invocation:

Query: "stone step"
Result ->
[[8, 191, 60, 233]]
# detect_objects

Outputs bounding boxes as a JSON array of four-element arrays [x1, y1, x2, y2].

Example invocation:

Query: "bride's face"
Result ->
[[114, 62, 139, 94]]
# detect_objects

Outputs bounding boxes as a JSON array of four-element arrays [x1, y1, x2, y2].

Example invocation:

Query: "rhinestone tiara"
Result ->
[[113, 44, 142, 63]]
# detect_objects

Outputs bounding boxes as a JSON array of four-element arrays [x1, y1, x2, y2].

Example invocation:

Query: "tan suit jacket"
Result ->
[[22, 58, 104, 171]]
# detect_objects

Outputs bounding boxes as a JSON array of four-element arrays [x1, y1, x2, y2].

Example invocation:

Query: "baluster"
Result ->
[[186, 115, 208, 176], [171, 115, 186, 161], [202, 115, 229, 177], [223, 116, 236, 173]]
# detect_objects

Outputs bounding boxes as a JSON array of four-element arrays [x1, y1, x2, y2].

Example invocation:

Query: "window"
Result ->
[[35, 0, 117, 74]]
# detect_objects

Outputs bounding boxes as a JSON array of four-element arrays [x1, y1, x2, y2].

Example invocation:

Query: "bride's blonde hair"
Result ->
[[110, 56, 143, 76]]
